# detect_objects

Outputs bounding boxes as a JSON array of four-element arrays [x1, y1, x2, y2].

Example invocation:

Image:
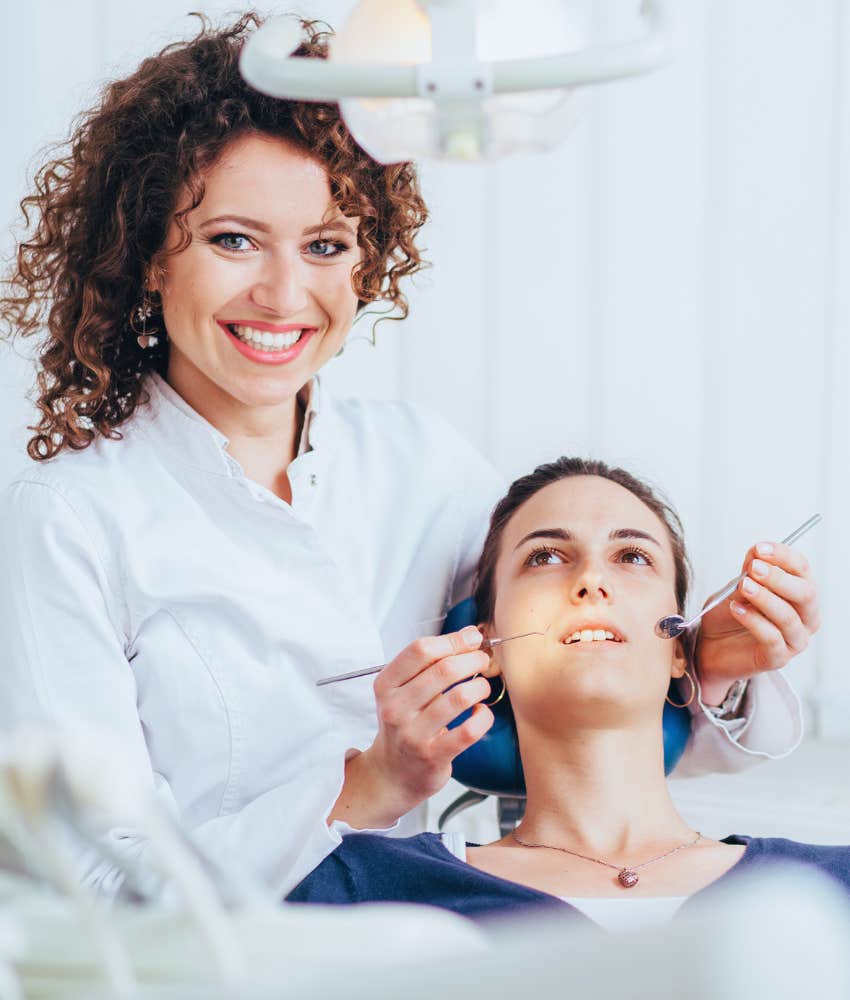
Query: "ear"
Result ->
[[477, 621, 502, 679], [670, 637, 688, 680], [145, 258, 167, 295]]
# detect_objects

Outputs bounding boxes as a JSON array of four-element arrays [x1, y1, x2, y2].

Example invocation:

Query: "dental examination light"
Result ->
[[239, 0, 669, 162]]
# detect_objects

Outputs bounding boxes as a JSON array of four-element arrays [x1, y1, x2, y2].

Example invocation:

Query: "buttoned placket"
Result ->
[[214, 412, 386, 684]]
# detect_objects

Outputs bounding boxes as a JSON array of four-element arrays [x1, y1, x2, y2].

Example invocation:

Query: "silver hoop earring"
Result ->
[[666, 671, 696, 709]]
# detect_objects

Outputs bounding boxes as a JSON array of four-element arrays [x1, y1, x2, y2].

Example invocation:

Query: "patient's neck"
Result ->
[[515, 718, 693, 857]]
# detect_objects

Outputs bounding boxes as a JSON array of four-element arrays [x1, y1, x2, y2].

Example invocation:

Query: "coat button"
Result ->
[[309, 474, 318, 486]]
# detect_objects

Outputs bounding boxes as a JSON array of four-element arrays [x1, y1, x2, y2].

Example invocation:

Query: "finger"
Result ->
[[388, 650, 491, 720], [729, 597, 804, 669], [738, 575, 812, 654], [432, 703, 495, 761], [744, 541, 813, 581], [747, 559, 820, 630], [375, 626, 483, 693], [411, 675, 493, 739]]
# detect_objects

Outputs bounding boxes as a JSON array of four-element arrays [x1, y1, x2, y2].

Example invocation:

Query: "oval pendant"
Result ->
[[618, 869, 639, 888]]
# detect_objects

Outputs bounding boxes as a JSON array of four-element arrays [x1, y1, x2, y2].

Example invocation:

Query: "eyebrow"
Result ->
[[199, 214, 357, 237], [513, 527, 663, 551]]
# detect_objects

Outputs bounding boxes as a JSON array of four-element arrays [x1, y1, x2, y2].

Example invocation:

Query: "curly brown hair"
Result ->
[[1, 12, 429, 461]]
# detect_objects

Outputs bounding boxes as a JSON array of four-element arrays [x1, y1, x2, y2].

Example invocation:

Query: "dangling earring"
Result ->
[[483, 676, 507, 707], [130, 293, 159, 350], [666, 671, 696, 709]]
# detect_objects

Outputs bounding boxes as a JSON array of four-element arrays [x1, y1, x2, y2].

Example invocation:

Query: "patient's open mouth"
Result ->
[[562, 628, 625, 645]]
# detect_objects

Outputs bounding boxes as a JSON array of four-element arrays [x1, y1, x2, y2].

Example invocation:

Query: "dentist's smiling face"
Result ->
[[152, 132, 362, 417], [489, 475, 687, 729]]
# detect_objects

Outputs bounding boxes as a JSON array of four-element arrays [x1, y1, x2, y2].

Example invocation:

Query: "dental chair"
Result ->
[[441, 598, 692, 834]]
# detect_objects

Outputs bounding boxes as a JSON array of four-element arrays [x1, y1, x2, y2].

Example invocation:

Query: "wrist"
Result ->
[[698, 676, 734, 708], [698, 672, 749, 712], [327, 747, 417, 831]]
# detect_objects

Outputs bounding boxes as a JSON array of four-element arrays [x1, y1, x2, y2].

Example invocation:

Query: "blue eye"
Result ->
[[211, 233, 254, 252], [307, 239, 349, 258]]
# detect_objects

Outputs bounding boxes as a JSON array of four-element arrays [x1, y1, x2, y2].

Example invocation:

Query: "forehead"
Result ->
[[186, 133, 337, 224], [502, 475, 674, 557]]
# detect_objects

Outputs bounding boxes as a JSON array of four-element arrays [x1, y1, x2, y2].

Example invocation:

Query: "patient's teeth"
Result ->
[[593, 630, 606, 642], [604, 631, 614, 641], [580, 629, 593, 643]]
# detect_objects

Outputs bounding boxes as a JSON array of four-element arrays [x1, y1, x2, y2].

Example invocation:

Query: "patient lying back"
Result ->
[[290, 459, 847, 931]]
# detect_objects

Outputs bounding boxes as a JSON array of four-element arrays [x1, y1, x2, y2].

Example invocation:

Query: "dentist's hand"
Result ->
[[695, 541, 821, 707], [328, 626, 494, 830]]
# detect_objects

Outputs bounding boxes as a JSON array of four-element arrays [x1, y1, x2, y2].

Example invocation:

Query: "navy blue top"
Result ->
[[287, 832, 850, 926]]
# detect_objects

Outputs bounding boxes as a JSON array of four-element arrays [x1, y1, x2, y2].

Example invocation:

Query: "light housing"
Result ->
[[239, 1, 669, 163]]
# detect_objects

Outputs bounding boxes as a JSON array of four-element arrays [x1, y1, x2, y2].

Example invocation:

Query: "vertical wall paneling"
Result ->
[[814, 0, 850, 739], [701, 0, 837, 704], [591, 1, 710, 592], [393, 162, 495, 454]]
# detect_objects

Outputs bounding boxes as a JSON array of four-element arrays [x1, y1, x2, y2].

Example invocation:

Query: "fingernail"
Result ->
[[462, 626, 483, 648], [730, 600, 747, 616], [756, 542, 774, 557], [751, 559, 769, 579], [741, 578, 758, 595]]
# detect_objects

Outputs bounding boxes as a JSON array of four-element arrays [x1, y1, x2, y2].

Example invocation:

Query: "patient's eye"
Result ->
[[525, 546, 565, 567], [619, 546, 653, 566]]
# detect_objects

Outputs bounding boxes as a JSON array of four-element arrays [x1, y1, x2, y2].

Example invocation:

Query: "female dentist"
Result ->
[[0, 14, 817, 899]]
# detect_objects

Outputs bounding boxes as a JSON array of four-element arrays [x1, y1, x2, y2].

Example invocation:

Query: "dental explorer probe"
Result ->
[[655, 513, 822, 640], [315, 632, 543, 687]]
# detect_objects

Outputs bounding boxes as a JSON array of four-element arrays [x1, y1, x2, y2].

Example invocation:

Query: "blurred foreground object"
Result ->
[[0, 728, 848, 998], [239, 0, 669, 162]]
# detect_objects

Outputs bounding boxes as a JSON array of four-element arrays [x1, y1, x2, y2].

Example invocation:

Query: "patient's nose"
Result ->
[[570, 562, 610, 603]]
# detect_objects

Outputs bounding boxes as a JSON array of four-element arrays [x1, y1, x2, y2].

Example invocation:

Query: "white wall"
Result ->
[[1, 1, 847, 734]]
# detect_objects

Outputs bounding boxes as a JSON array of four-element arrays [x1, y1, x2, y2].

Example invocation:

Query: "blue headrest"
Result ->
[[444, 597, 691, 797]]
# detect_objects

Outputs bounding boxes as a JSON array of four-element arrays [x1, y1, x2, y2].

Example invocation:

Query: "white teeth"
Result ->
[[566, 629, 620, 644], [231, 324, 304, 351]]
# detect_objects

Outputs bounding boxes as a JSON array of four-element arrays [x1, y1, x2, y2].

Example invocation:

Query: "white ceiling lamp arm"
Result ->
[[493, 0, 669, 93], [240, 2, 668, 101], [239, 15, 419, 101], [239, 1, 670, 162]]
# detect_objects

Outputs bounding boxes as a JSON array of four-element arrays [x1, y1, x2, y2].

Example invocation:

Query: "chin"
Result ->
[[228, 368, 311, 405]]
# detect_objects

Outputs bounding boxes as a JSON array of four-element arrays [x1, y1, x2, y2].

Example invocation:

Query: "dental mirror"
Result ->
[[655, 513, 822, 640]]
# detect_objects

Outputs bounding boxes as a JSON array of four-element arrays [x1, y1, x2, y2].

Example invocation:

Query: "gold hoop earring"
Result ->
[[483, 676, 507, 707], [666, 671, 696, 709]]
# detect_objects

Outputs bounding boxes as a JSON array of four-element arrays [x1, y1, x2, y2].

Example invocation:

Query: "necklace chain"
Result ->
[[510, 829, 703, 889]]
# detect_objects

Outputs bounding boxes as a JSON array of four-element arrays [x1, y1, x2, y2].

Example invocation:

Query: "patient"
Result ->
[[289, 458, 849, 931]]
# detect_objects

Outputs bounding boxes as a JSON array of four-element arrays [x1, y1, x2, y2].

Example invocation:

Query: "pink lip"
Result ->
[[221, 320, 316, 333], [217, 321, 316, 366]]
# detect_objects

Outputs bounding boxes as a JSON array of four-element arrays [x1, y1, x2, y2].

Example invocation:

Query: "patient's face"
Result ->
[[489, 475, 686, 729]]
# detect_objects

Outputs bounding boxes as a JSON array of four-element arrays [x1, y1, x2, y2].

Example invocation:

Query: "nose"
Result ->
[[250, 252, 309, 317], [569, 557, 611, 604]]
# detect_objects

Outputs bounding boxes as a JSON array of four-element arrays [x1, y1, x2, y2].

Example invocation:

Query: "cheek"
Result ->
[[493, 581, 556, 637]]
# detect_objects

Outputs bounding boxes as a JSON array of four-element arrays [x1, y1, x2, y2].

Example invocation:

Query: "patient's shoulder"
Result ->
[[335, 832, 449, 864], [725, 835, 850, 891], [287, 833, 469, 907]]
